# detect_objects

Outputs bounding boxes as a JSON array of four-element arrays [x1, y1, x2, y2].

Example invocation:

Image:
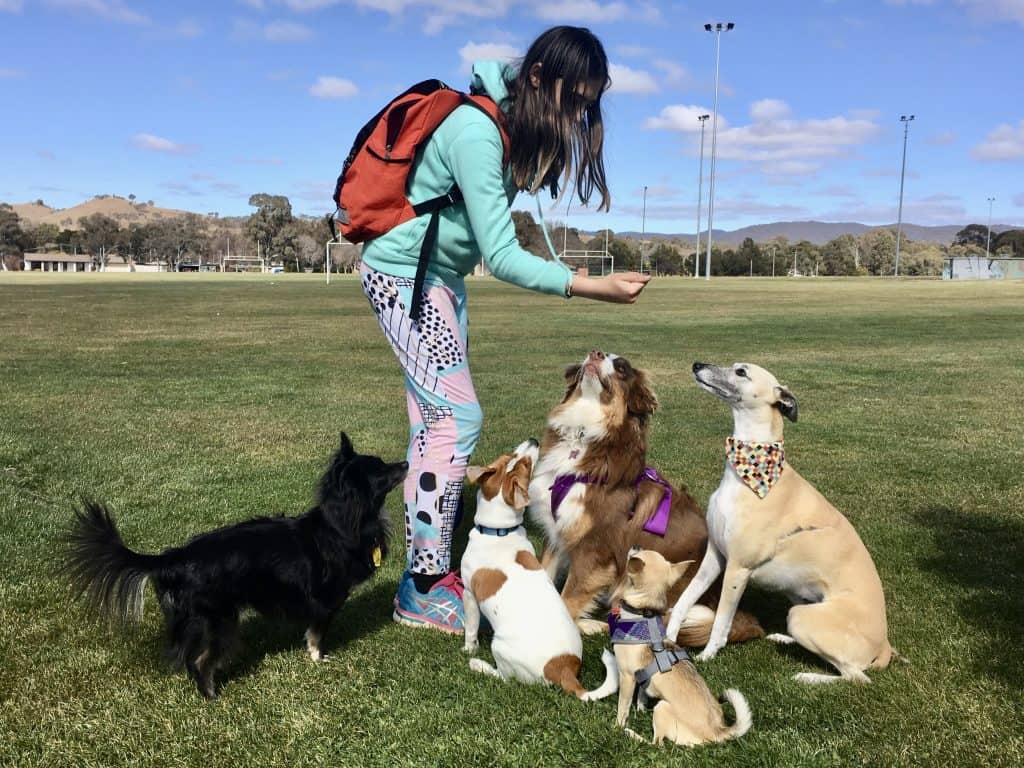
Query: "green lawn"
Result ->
[[1, 273, 1022, 767]]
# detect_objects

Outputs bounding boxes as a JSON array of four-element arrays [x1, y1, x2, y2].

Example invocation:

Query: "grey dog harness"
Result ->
[[609, 603, 689, 687]]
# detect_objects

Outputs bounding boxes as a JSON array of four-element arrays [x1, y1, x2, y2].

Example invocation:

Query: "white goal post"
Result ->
[[325, 238, 363, 285], [558, 249, 614, 277]]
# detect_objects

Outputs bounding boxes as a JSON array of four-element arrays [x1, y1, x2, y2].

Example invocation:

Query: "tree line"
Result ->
[[3, 197, 1020, 276]]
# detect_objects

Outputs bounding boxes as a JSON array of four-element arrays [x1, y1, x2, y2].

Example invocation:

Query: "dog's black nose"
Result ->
[[693, 362, 706, 373], [590, 349, 605, 360]]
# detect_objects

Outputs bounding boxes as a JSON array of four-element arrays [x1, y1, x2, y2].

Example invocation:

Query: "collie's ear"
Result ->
[[465, 465, 492, 485], [774, 385, 798, 422], [627, 370, 659, 420], [338, 431, 355, 459], [671, 560, 695, 585], [562, 363, 582, 402]]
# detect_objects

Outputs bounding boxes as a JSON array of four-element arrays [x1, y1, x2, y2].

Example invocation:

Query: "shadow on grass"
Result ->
[[913, 504, 1024, 688]]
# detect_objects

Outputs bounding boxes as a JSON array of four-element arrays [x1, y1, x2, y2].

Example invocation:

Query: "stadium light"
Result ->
[[894, 114, 915, 277], [641, 185, 648, 273], [704, 22, 734, 281], [694, 114, 710, 279], [986, 196, 995, 260]]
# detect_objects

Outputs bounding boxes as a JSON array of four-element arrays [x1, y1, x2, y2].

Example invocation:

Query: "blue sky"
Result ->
[[2, 0, 1023, 233]]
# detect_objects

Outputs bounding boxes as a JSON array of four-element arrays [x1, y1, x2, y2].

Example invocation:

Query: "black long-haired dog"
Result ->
[[60, 431, 407, 699]]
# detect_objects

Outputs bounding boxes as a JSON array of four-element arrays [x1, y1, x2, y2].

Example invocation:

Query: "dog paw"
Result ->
[[766, 633, 796, 645], [462, 641, 478, 655], [695, 647, 720, 662], [576, 618, 608, 636]]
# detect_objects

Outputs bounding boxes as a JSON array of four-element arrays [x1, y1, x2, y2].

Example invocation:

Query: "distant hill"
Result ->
[[10, 196, 208, 230], [610, 221, 1017, 247]]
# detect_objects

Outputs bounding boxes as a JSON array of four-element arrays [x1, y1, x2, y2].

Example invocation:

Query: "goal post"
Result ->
[[558, 249, 614, 277]]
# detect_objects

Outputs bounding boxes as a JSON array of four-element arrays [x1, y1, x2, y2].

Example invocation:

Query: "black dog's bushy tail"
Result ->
[[60, 499, 163, 624]]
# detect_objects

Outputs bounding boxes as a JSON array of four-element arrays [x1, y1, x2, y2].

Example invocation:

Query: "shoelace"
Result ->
[[436, 570, 464, 600]]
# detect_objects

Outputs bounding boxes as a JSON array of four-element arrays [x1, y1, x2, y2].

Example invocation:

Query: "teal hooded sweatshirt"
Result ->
[[360, 62, 573, 297]]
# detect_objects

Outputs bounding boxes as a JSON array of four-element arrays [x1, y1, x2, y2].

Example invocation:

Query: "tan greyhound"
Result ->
[[666, 362, 894, 683]]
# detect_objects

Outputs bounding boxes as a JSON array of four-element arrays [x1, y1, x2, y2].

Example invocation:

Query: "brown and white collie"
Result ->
[[527, 350, 763, 647]]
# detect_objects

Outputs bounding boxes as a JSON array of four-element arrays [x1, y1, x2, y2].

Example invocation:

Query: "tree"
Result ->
[[79, 213, 121, 270], [993, 229, 1024, 257], [954, 224, 989, 248], [607, 236, 639, 271], [0, 204, 28, 269], [246, 194, 294, 262], [820, 234, 859, 276], [860, 229, 896, 275]]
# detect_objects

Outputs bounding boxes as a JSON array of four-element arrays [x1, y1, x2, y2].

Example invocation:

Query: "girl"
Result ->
[[360, 25, 649, 634]]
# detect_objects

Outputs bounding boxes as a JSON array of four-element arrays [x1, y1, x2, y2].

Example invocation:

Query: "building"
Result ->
[[22, 252, 94, 272], [944, 256, 1024, 280]]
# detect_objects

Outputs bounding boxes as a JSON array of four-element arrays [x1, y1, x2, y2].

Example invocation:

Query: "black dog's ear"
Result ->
[[774, 386, 798, 422], [338, 431, 355, 459]]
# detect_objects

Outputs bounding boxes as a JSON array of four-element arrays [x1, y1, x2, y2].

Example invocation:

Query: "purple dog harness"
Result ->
[[609, 603, 689, 686], [549, 467, 673, 536]]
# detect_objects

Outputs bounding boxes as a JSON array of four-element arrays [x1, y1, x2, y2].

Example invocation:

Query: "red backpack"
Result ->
[[331, 79, 510, 320]]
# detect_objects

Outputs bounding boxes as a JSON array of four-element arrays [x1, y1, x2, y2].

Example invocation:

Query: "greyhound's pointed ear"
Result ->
[[774, 386, 798, 422], [465, 465, 493, 485], [338, 431, 355, 459], [671, 560, 695, 585]]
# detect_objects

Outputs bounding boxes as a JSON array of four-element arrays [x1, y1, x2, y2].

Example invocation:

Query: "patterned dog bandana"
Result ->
[[726, 437, 785, 498]]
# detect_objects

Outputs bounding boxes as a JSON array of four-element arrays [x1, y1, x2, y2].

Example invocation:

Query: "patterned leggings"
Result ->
[[360, 262, 482, 575]]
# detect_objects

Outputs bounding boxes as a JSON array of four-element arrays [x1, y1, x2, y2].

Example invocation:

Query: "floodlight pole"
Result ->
[[695, 113, 710, 278], [704, 22, 733, 281], [985, 196, 995, 260], [641, 185, 648, 273], [894, 114, 914, 277]]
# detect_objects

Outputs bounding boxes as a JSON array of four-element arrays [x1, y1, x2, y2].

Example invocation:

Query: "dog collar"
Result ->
[[609, 603, 689, 686], [550, 468, 671, 537], [474, 523, 522, 537], [726, 437, 785, 499]]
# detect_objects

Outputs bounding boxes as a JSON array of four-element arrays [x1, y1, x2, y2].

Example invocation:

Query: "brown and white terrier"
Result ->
[[527, 350, 764, 647], [612, 548, 752, 747]]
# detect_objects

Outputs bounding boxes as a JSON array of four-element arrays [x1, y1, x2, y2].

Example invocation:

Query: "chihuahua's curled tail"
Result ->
[[717, 688, 753, 742]]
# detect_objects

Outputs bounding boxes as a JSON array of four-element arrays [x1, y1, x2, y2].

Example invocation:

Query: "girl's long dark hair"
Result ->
[[504, 26, 611, 211]]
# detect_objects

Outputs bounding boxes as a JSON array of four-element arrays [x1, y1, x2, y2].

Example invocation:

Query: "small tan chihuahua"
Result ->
[[611, 547, 751, 747]]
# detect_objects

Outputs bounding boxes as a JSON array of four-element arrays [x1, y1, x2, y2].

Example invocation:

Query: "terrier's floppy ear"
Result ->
[[465, 465, 493, 485], [503, 455, 533, 510], [671, 560, 695, 585], [627, 370, 659, 422], [774, 385, 799, 422]]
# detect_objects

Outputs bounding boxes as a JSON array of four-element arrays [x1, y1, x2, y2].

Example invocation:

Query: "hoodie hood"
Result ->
[[470, 61, 516, 108]]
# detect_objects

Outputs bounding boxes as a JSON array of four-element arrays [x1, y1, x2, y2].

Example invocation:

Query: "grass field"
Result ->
[[1, 273, 1022, 767]]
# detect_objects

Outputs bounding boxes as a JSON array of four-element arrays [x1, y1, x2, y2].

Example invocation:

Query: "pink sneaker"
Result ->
[[393, 571, 465, 635]]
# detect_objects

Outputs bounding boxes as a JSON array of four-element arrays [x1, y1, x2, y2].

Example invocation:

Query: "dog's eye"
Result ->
[[613, 358, 630, 376], [735, 368, 747, 378]]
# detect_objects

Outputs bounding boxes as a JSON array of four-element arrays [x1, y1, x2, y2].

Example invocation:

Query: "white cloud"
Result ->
[[971, 119, 1024, 160], [821, 184, 859, 198], [644, 105, 721, 132], [0, 0, 24, 12], [131, 133, 196, 154], [1014, 192, 1024, 208], [956, 0, 1024, 26], [46, 0, 149, 24], [608, 63, 658, 94], [458, 41, 520, 73], [264, 20, 314, 41], [653, 59, 691, 88], [534, 0, 630, 23], [237, 0, 265, 8], [0, 68, 23, 78], [749, 99, 791, 122], [175, 19, 203, 38], [616, 44, 653, 58], [310, 76, 359, 99]]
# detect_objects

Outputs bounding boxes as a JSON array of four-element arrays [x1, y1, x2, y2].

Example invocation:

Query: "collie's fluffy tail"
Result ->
[[581, 649, 619, 701], [60, 499, 162, 623], [717, 689, 753, 741], [672, 605, 765, 648]]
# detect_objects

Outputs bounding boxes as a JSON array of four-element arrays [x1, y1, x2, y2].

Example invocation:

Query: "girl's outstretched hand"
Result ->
[[570, 271, 651, 304]]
